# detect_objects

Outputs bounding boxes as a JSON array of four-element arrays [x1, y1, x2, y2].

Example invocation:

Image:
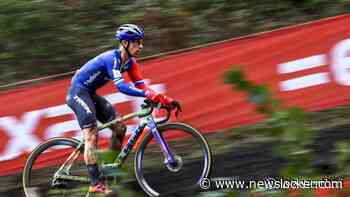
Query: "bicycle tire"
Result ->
[[22, 137, 87, 197], [134, 122, 212, 196]]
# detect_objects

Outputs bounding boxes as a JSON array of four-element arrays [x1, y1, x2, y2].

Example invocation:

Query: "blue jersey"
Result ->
[[71, 49, 147, 96]]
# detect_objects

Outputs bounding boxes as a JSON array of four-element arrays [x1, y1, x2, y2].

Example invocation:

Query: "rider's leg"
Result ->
[[91, 94, 126, 150], [109, 122, 127, 150], [83, 127, 100, 185], [66, 88, 111, 193], [84, 127, 112, 194]]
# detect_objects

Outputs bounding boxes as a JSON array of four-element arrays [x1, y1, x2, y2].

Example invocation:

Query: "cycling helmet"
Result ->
[[115, 24, 144, 41]]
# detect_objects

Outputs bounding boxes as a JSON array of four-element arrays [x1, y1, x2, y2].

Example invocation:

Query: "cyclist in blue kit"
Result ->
[[66, 24, 181, 194]]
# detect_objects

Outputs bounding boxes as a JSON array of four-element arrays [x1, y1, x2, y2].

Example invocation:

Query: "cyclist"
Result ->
[[66, 24, 181, 194]]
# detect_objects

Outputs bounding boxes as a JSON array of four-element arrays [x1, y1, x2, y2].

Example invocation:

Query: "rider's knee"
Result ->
[[83, 127, 98, 143], [112, 122, 126, 135]]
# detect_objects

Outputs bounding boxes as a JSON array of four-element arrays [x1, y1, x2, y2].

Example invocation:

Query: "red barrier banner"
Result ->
[[1, 14, 350, 176]]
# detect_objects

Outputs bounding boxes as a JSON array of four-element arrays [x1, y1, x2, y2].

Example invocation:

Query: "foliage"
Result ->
[[1, 0, 350, 86], [224, 66, 330, 195], [335, 141, 350, 177], [224, 68, 314, 144], [222, 67, 350, 197]]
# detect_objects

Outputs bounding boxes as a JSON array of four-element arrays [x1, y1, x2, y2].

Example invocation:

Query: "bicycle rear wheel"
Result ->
[[134, 122, 212, 196], [22, 137, 89, 197]]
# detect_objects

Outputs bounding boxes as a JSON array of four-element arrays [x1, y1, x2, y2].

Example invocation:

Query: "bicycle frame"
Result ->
[[101, 107, 176, 169], [55, 105, 176, 182]]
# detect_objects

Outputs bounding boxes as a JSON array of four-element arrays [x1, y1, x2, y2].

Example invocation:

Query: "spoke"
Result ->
[[55, 147, 82, 177], [23, 138, 90, 197], [64, 148, 82, 172]]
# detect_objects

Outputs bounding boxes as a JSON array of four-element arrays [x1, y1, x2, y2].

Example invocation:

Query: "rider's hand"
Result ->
[[158, 94, 172, 106], [158, 95, 182, 117], [145, 90, 182, 117], [145, 89, 161, 103]]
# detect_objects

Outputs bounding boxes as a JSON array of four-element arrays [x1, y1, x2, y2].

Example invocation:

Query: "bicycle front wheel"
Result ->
[[134, 122, 212, 196], [22, 137, 89, 197]]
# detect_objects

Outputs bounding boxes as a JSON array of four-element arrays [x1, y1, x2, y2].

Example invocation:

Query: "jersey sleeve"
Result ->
[[106, 56, 147, 97], [106, 56, 124, 85], [127, 59, 148, 89]]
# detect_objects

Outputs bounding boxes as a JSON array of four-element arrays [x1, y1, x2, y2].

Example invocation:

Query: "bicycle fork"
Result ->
[[146, 116, 178, 167]]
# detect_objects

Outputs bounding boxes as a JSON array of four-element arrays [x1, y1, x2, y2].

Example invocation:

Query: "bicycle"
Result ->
[[22, 99, 212, 196]]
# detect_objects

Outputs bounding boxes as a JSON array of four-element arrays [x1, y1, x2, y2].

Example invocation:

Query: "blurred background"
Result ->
[[2, 0, 350, 197], [1, 0, 350, 86]]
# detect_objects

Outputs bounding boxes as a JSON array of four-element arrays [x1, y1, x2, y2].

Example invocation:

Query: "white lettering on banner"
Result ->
[[331, 39, 350, 86], [278, 54, 326, 74], [45, 104, 72, 118], [280, 73, 330, 91], [0, 111, 43, 161], [45, 120, 80, 140], [278, 38, 350, 91], [0, 82, 165, 161]]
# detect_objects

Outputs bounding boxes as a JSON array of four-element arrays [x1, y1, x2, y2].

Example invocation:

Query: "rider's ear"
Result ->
[[121, 40, 128, 48]]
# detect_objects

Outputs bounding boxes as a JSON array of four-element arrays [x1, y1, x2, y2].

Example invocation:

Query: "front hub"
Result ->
[[165, 155, 183, 172]]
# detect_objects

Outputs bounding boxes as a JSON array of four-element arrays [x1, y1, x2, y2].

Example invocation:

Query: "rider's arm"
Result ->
[[116, 80, 146, 97], [127, 59, 153, 91], [127, 59, 180, 112], [126, 59, 178, 108], [106, 58, 146, 97]]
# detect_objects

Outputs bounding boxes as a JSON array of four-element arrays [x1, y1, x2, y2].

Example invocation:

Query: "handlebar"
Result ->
[[140, 99, 171, 124]]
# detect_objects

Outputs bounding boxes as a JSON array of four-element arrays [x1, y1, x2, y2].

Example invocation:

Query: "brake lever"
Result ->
[[152, 105, 171, 124], [141, 99, 153, 108]]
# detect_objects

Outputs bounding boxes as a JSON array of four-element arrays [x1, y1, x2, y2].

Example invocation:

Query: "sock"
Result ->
[[87, 163, 100, 185]]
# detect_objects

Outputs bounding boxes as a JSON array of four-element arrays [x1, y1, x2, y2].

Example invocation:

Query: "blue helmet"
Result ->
[[115, 24, 144, 41]]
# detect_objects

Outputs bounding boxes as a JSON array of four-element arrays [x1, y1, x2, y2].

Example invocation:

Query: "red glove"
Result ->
[[160, 96, 182, 117], [145, 89, 161, 103], [158, 94, 173, 106], [145, 89, 172, 104], [145, 90, 182, 116]]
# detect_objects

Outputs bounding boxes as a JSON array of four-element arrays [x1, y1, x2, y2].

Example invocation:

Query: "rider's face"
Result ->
[[128, 39, 143, 57]]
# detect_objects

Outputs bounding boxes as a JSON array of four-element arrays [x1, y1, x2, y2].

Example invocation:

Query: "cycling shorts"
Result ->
[[66, 86, 117, 129]]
